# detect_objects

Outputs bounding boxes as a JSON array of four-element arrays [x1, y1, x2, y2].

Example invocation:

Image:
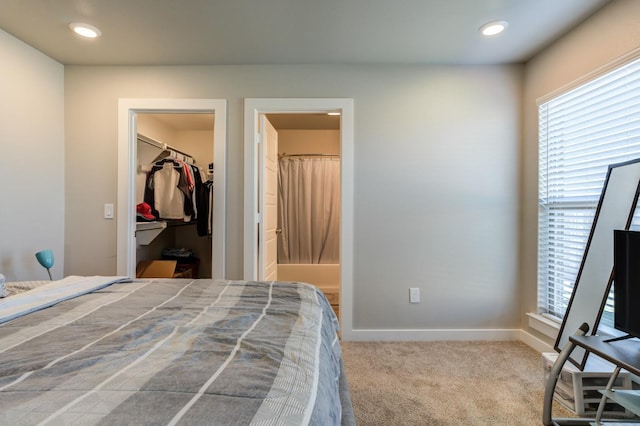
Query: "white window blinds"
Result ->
[[538, 56, 640, 324]]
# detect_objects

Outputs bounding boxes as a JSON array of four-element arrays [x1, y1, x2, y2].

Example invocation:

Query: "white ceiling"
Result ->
[[0, 0, 611, 66]]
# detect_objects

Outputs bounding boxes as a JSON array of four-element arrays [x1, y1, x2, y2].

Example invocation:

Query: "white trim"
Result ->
[[117, 98, 227, 279], [243, 98, 355, 340], [519, 328, 556, 353], [527, 312, 560, 340], [348, 328, 556, 354], [348, 328, 523, 342]]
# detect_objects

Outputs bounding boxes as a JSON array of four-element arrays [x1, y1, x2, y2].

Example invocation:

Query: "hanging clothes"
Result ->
[[197, 180, 213, 236], [153, 163, 184, 219], [144, 159, 194, 221], [194, 164, 214, 237], [142, 156, 213, 237]]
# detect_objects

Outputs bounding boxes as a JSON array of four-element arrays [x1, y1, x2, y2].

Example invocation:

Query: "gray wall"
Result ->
[[63, 64, 523, 332], [0, 30, 64, 281]]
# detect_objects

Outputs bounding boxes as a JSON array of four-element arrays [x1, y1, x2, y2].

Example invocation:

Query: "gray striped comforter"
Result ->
[[0, 278, 352, 425]]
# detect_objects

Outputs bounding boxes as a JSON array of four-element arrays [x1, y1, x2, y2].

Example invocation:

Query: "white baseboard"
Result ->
[[345, 328, 522, 341], [342, 328, 557, 354]]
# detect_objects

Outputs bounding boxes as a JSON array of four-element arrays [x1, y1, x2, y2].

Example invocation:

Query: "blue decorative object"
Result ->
[[35, 250, 54, 280]]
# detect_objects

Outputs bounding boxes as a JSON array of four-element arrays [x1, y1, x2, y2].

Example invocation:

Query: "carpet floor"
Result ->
[[341, 340, 575, 425]]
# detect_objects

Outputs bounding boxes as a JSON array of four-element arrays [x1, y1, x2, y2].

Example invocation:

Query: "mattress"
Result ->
[[0, 277, 354, 425]]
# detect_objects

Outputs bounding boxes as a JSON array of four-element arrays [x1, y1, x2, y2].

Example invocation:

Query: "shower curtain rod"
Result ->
[[279, 153, 340, 158]]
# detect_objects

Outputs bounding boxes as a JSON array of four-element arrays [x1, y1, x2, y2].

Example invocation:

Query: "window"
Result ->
[[538, 57, 640, 326]]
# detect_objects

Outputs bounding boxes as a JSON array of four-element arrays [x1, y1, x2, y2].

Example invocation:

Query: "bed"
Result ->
[[0, 276, 354, 425]]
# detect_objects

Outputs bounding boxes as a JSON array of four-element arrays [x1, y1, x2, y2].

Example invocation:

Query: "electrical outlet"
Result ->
[[409, 287, 420, 303]]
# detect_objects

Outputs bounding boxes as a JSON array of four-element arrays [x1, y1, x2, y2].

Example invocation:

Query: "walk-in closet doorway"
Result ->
[[117, 99, 227, 280], [135, 113, 214, 279]]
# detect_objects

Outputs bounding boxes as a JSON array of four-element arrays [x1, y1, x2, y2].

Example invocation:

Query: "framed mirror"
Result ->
[[554, 158, 640, 368]]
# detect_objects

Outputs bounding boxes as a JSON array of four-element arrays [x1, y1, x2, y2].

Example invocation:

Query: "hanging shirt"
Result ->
[[153, 162, 184, 220], [144, 159, 195, 221]]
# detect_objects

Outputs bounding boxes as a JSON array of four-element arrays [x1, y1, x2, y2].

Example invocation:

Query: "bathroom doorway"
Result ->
[[267, 113, 341, 317], [243, 98, 354, 337]]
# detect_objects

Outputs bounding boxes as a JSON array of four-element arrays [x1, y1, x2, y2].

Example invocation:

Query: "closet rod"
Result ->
[[137, 134, 192, 159]]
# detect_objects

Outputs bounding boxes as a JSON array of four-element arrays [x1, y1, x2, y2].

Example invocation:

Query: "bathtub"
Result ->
[[277, 264, 340, 293]]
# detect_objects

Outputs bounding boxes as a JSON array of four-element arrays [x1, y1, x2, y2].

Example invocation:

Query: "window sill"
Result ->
[[527, 312, 560, 339]]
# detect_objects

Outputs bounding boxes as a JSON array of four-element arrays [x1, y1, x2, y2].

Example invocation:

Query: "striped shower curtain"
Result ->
[[277, 156, 340, 264]]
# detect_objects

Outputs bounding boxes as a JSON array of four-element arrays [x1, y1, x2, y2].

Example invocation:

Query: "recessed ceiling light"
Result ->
[[69, 22, 102, 39], [479, 20, 508, 37]]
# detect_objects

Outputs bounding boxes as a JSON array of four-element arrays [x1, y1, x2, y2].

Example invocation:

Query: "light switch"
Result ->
[[104, 203, 114, 219]]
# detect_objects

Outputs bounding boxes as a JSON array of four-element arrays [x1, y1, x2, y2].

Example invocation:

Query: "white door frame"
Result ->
[[117, 98, 227, 279], [243, 98, 354, 339]]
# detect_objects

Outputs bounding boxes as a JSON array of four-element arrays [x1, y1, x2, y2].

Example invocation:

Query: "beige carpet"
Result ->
[[341, 340, 575, 425]]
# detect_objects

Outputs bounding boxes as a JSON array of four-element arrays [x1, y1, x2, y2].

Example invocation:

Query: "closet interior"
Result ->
[[135, 113, 215, 279]]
